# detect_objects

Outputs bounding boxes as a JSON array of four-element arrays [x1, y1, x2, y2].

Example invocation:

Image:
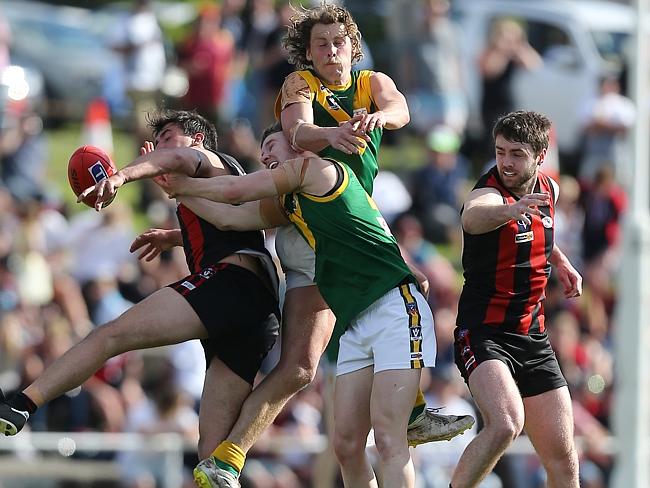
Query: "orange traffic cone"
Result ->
[[82, 97, 114, 157]]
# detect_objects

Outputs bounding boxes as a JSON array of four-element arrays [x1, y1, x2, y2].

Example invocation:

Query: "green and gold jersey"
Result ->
[[281, 159, 414, 338], [275, 69, 382, 195]]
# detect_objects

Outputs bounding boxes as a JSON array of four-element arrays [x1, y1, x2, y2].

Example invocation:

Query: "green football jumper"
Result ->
[[282, 159, 415, 348], [276, 69, 383, 195]]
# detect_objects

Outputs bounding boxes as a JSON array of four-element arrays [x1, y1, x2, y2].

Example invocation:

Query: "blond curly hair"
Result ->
[[283, 2, 364, 69]]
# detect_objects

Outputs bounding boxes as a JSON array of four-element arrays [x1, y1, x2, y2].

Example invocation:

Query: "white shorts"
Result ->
[[275, 225, 316, 290], [337, 283, 436, 376]]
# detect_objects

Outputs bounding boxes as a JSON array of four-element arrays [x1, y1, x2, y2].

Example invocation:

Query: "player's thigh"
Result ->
[[280, 285, 335, 366], [198, 356, 253, 457], [371, 369, 421, 434], [104, 287, 207, 353], [468, 359, 525, 429], [333, 366, 374, 440], [523, 386, 576, 459]]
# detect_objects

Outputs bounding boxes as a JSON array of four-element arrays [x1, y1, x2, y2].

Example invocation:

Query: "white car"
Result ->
[[452, 0, 633, 157]]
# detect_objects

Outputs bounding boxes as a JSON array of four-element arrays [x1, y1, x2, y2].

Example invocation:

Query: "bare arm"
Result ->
[[178, 196, 289, 231], [79, 144, 215, 210], [550, 244, 582, 298], [461, 187, 551, 234], [362, 71, 410, 131]]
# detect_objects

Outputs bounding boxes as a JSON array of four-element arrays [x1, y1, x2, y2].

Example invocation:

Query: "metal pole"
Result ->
[[612, 0, 650, 486]]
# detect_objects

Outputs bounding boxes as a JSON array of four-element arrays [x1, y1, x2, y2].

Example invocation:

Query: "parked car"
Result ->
[[3, 0, 122, 125], [452, 0, 633, 158]]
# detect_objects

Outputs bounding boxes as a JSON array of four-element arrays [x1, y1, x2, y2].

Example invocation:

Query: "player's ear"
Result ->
[[192, 132, 205, 146], [306, 49, 312, 62]]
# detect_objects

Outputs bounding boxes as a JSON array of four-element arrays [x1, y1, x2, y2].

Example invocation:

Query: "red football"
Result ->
[[68, 145, 117, 208]]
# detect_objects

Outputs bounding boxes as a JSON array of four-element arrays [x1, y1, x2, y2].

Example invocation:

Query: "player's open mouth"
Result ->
[[268, 161, 280, 169], [503, 171, 516, 176]]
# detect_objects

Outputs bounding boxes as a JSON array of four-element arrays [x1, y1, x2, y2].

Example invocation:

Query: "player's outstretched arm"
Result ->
[[179, 196, 289, 231], [462, 188, 551, 235], [78, 147, 209, 210]]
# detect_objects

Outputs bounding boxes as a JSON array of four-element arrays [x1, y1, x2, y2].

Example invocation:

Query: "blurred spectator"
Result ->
[[0, 105, 47, 202], [393, 213, 458, 310], [108, 0, 166, 145], [0, 9, 11, 70], [578, 74, 635, 183], [178, 5, 235, 125], [479, 18, 541, 144], [405, 0, 468, 134], [258, 2, 294, 131], [372, 170, 412, 227], [580, 165, 626, 266], [554, 175, 584, 270], [410, 126, 469, 244], [118, 357, 199, 488]]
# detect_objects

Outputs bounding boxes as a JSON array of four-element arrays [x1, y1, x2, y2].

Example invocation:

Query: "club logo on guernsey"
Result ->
[[406, 302, 418, 316], [88, 161, 109, 184], [200, 267, 215, 279], [325, 95, 340, 110]]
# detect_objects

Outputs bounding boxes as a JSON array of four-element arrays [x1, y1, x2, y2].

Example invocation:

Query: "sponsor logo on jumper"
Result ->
[[406, 302, 418, 316], [180, 281, 196, 290], [515, 231, 534, 243], [542, 216, 553, 228]]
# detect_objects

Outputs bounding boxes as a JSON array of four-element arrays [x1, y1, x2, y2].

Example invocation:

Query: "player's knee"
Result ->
[[87, 320, 125, 358], [373, 429, 406, 462], [276, 355, 319, 392], [484, 415, 523, 449], [333, 427, 367, 461]]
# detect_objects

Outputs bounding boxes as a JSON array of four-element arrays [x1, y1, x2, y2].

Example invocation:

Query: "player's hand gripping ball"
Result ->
[[68, 145, 117, 208]]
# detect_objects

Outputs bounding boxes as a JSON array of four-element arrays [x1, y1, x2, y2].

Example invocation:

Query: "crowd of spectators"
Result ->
[[0, 0, 634, 487]]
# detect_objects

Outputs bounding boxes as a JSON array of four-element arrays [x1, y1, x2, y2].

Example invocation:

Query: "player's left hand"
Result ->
[[78, 173, 125, 211], [153, 172, 190, 198], [555, 260, 583, 298]]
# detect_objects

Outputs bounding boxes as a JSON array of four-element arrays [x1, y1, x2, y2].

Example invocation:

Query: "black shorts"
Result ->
[[453, 326, 567, 398], [168, 263, 280, 385]]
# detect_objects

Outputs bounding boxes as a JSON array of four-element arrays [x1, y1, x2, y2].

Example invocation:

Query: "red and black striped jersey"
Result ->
[[176, 151, 271, 274], [457, 166, 556, 335]]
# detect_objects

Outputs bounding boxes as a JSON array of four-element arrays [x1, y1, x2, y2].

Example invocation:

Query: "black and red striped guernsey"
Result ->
[[457, 166, 556, 335], [176, 151, 271, 273]]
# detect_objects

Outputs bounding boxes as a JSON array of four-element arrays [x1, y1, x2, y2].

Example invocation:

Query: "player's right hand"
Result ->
[[327, 114, 370, 154], [129, 228, 178, 261], [508, 192, 550, 225]]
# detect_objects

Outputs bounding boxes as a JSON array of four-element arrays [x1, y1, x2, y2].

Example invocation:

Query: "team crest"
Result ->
[[200, 267, 215, 279], [406, 302, 418, 316], [325, 95, 340, 110]]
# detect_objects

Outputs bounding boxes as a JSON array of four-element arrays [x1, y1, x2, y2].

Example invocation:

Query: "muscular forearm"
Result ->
[[118, 149, 203, 184], [292, 123, 335, 152], [462, 204, 513, 234], [549, 244, 569, 267], [379, 102, 410, 130]]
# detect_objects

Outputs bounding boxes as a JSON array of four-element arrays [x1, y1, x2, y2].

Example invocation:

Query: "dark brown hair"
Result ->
[[492, 111, 551, 156]]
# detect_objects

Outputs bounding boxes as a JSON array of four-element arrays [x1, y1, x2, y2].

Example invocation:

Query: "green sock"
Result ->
[[214, 458, 239, 477], [408, 403, 425, 426]]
